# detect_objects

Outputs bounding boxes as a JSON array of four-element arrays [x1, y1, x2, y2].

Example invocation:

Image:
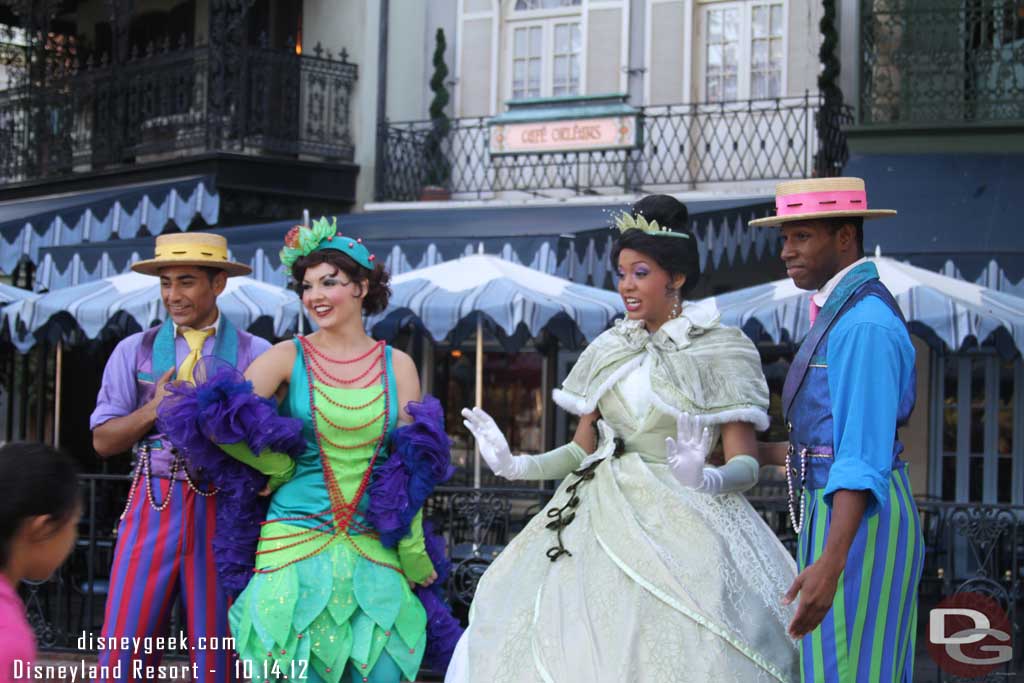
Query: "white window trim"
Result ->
[[505, 2, 586, 102], [510, 23, 547, 100], [699, 0, 788, 102]]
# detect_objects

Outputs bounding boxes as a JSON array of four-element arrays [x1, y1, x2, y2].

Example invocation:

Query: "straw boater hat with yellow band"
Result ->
[[748, 176, 896, 227], [131, 232, 252, 277]]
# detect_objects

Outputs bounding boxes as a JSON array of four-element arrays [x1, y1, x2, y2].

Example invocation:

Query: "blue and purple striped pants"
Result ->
[[96, 478, 237, 683]]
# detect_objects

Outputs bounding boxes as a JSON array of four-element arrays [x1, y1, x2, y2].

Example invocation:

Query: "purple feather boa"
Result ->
[[156, 358, 304, 595], [414, 520, 464, 672], [366, 395, 454, 547], [365, 395, 462, 669]]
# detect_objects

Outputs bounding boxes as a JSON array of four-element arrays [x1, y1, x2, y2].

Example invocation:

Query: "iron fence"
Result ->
[[861, 0, 1024, 125], [24, 477, 1024, 678], [377, 94, 852, 201], [0, 33, 357, 184]]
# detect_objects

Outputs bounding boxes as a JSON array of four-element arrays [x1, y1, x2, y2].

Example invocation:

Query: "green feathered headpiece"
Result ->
[[279, 216, 375, 271]]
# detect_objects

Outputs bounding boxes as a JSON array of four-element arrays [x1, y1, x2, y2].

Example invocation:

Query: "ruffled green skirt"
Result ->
[[229, 521, 427, 682]]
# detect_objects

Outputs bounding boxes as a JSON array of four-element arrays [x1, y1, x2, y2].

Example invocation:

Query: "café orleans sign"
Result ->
[[488, 95, 641, 156]]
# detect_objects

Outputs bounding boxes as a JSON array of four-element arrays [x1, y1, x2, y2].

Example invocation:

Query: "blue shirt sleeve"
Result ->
[[823, 298, 914, 516]]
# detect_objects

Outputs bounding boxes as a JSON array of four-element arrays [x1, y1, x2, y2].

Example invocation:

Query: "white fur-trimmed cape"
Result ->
[[552, 308, 770, 431]]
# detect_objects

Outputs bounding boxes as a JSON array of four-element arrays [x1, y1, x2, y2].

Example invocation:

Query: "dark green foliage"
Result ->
[[424, 28, 451, 187], [818, 0, 843, 108]]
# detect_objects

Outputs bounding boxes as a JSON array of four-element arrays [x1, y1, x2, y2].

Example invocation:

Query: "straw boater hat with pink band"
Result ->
[[748, 176, 896, 227], [132, 232, 252, 277]]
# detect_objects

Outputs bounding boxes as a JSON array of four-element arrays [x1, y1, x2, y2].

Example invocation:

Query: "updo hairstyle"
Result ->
[[609, 194, 701, 299]]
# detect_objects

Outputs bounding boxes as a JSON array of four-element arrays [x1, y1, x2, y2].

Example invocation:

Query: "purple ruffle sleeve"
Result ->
[[366, 395, 455, 547], [156, 357, 304, 595], [365, 395, 462, 669]]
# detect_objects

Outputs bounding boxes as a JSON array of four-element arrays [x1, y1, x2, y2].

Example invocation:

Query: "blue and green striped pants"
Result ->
[[798, 465, 925, 683]]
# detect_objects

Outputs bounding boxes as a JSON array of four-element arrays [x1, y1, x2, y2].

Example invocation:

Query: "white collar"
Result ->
[[660, 301, 721, 345], [174, 310, 222, 338], [812, 257, 869, 308], [614, 302, 721, 348]]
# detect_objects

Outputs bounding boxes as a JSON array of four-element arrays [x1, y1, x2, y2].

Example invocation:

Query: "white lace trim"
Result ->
[[684, 491, 797, 628], [593, 526, 791, 683]]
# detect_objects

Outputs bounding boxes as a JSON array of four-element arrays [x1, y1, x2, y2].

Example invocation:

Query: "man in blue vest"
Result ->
[[90, 233, 269, 682], [751, 178, 924, 682]]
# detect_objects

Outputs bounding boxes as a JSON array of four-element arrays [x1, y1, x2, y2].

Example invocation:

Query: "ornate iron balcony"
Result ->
[[377, 94, 852, 202], [0, 31, 358, 184], [861, 0, 1024, 126]]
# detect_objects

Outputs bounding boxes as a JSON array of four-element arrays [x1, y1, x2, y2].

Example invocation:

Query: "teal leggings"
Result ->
[[296, 651, 404, 683], [344, 652, 403, 683]]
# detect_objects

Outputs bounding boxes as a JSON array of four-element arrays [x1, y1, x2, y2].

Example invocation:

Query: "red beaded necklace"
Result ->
[[253, 336, 401, 575], [303, 339, 385, 386]]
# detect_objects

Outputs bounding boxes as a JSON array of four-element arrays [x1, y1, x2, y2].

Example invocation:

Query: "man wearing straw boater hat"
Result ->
[[90, 233, 270, 683], [752, 178, 923, 682]]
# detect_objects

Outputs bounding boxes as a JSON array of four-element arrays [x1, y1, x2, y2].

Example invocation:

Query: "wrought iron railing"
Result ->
[[860, 0, 1024, 125], [0, 33, 357, 183], [914, 499, 1024, 680], [377, 94, 852, 201], [26, 477, 1024, 677]]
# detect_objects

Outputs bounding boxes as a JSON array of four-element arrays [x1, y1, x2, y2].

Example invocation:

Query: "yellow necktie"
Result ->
[[178, 328, 215, 384]]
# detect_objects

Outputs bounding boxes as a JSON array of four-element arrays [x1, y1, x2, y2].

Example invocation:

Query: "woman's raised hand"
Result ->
[[666, 413, 713, 489], [461, 407, 523, 479]]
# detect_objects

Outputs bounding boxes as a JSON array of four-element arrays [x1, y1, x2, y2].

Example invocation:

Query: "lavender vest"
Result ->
[[782, 262, 916, 489], [133, 316, 252, 481]]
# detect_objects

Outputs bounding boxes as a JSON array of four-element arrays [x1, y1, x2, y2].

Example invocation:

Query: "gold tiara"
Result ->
[[614, 212, 690, 239]]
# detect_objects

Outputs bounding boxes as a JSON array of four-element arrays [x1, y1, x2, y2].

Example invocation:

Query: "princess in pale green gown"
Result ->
[[446, 196, 800, 682]]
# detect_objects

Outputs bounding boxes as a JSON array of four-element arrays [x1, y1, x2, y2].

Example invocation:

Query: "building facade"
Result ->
[[0, 0, 362, 242], [838, 4, 1023, 667], [374, 0, 846, 204]]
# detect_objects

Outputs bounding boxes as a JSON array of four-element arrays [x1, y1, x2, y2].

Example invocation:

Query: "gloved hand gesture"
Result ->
[[666, 413, 713, 489], [461, 407, 524, 480]]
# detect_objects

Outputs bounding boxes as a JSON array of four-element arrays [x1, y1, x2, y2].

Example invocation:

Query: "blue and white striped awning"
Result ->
[[0, 175, 219, 275], [700, 255, 1024, 357], [366, 254, 624, 350], [3, 271, 299, 352], [0, 282, 35, 306], [32, 197, 776, 290]]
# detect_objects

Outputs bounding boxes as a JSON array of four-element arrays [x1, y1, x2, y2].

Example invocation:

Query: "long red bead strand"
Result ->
[[254, 338, 402, 576]]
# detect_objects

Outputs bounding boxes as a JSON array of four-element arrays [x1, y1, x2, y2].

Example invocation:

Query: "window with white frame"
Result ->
[[512, 26, 544, 99], [706, 6, 741, 102], [552, 22, 581, 96], [703, 1, 785, 102], [508, 0, 583, 100], [750, 3, 784, 98]]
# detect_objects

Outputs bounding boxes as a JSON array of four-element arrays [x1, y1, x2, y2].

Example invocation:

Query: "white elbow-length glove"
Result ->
[[461, 407, 586, 481], [667, 413, 759, 495]]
